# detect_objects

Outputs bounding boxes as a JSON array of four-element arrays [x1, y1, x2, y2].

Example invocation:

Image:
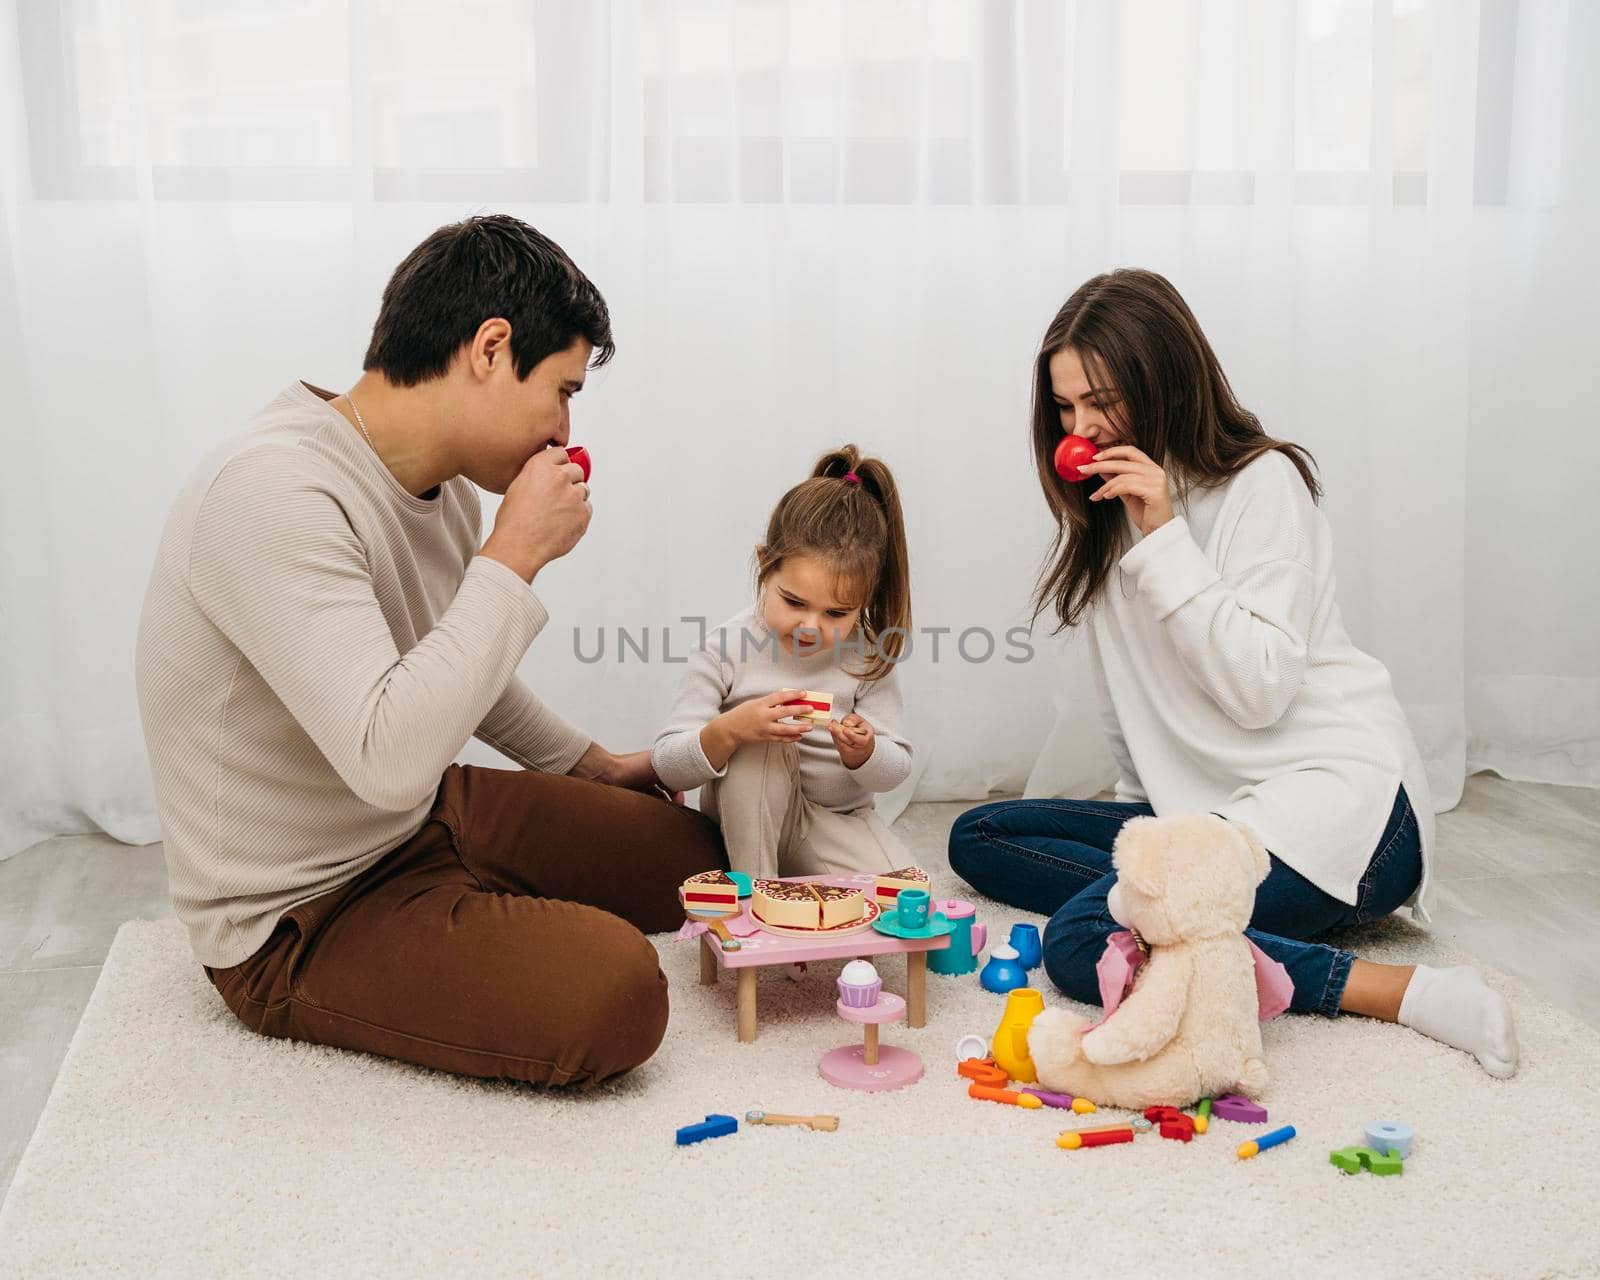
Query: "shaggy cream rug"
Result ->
[[2, 907, 1596, 1277]]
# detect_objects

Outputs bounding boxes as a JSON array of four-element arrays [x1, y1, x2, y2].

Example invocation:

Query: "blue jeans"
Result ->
[[947, 788, 1422, 1016]]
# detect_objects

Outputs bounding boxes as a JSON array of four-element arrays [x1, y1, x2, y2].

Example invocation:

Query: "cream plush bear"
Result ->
[[1028, 813, 1287, 1111]]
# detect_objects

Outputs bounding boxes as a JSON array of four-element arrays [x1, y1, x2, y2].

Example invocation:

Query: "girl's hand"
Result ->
[[723, 691, 812, 747], [1079, 446, 1174, 536], [828, 713, 875, 770], [700, 691, 811, 773]]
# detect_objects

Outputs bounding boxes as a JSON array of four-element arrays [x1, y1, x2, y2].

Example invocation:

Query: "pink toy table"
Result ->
[[696, 873, 951, 1043]]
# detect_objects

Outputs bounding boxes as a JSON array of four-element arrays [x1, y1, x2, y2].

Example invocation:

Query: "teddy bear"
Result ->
[[1027, 812, 1290, 1111]]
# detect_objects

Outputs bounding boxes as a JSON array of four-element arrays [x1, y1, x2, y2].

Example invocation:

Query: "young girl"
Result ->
[[653, 446, 915, 880], [949, 269, 1518, 1077]]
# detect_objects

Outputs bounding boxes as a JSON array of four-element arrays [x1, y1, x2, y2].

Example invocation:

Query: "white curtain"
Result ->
[[2, 0, 1595, 861]]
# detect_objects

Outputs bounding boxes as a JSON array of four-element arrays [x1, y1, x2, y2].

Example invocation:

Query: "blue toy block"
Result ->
[[676, 1113, 738, 1146]]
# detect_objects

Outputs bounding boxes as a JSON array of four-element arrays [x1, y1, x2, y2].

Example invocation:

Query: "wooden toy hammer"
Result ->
[[744, 1110, 839, 1132]]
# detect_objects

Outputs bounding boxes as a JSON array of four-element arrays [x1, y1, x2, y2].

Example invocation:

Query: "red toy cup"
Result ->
[[1053, 434, 1097, 483]]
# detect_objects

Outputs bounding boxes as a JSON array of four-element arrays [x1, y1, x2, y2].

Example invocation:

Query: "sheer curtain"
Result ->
[[1, 0, 1595, 861]]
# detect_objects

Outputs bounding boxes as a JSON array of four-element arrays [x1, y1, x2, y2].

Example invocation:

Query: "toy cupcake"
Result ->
[[836, 960, 882, 1008]]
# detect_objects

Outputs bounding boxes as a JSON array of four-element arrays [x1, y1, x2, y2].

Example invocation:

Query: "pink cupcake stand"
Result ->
[[820, 991, 923, 1092]]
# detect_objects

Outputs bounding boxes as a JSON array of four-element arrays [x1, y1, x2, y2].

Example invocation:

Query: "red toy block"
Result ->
[[1143, 1106, 1196, 1142]]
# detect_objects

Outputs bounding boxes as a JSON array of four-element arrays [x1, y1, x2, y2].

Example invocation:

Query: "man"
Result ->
[[136, 214, 724, 1087]]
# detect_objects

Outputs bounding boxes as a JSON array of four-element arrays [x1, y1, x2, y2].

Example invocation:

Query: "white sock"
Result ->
[[1397, 965, 1519, 1078]]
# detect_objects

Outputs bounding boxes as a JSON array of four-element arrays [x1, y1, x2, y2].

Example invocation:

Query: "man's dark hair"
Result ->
[[363, 214, 614, 386]]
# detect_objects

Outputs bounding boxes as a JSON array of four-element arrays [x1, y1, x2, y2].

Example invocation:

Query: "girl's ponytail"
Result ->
[[756, 445, 913, 680]]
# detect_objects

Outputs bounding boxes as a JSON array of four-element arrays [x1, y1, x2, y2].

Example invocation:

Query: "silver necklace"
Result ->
[[346, 392, 376, 453]]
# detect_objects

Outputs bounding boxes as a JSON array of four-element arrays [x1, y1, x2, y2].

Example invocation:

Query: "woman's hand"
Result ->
[[1079, 446, 1174, 536], [828, 713, 875, 770]]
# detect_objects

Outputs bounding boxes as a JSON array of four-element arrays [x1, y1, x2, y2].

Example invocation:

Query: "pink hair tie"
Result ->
[[842, 471, 861, 486]]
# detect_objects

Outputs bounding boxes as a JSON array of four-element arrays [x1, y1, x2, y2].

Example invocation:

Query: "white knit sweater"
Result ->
[[1090, 449, 1433, 915]]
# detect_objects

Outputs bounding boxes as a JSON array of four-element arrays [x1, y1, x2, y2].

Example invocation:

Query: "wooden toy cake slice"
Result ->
[[874, 865, 930, 910], [753, 879, 865, 930], [681, 870, 740, 913], [781, 690, 834, 725]]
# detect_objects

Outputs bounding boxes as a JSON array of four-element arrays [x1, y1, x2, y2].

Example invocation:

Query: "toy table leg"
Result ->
[[907, 952, 927, 1027], [737, 967, 757, 1043], [698, 935, 717, 986]]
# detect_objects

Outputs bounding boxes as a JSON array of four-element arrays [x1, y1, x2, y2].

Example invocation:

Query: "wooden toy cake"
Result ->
[[782, 690, 834, 725], [753, 879, 866, 930], [682, 870, 740, 912], [874, 865, 930, 909]]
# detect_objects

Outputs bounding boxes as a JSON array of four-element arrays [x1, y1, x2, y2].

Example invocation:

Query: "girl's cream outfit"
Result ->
[[652, 607, 914, 879]]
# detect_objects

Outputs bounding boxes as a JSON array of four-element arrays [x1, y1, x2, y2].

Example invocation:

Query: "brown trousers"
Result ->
[[206, 765, 726, 1087]]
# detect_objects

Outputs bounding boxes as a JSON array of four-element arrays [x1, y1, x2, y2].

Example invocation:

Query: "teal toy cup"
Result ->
[[896, 888, 931, 929]]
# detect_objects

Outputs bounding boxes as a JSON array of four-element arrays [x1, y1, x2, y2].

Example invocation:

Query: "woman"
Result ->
[[949, 269, 1516, 1076]]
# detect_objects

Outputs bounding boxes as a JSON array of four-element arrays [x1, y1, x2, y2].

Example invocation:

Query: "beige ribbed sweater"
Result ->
[[135, 381, 592, 968]]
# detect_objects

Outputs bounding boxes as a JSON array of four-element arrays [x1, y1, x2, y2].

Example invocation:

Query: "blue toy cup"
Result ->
[[897, 888, 931, 930], [1009, 922, 1042, 970]]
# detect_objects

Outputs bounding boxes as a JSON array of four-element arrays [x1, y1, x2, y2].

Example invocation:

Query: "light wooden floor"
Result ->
[[3, 772, 1596, 1206]]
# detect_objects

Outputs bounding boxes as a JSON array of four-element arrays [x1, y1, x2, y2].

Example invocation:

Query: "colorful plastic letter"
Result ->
[[1212, 1094, 1269, 1123], [958, 1057, 1009, 1088], [1329, 1145, 1403, 1176], [675, 1113, 738, 1146], [1364, 1120, 1415, 1159], [1143, 1106, 1196, 1142]]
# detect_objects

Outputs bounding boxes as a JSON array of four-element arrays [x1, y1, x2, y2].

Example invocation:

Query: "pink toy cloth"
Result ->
[[676, 911, 761, 942], [1086, 930, 1292, 1030]]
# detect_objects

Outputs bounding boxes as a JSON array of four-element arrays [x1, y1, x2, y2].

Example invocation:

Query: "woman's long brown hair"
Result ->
[[755, 445, 912, 681], [1032, 268, 1320, 630]]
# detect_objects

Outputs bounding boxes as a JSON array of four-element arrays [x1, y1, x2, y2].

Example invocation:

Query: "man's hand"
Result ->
[[828, 713, 875, 770], [1079, 445, 1174, 536], [571, 744, 682, 803], [481, 448, 591, 583]]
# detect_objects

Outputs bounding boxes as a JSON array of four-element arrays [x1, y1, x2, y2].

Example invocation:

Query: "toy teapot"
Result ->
[[927, 898, 987, 976]]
